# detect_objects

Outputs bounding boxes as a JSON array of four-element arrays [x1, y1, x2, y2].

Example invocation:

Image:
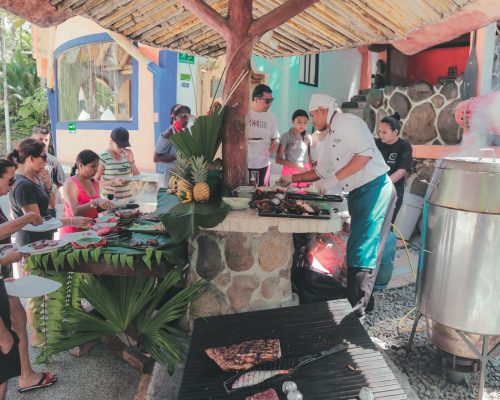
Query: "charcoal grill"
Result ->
[[178, 299, 409, 399]]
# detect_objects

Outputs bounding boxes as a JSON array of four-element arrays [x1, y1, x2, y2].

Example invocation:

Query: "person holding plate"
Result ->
[[7, 140, 92, 247], [96, 127, 140, 200], [61, 150, 112, 236], [0, 159, 58, 395]]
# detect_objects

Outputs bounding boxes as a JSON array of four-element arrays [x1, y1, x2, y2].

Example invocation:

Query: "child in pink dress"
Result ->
[[276, 109, 312, 188]]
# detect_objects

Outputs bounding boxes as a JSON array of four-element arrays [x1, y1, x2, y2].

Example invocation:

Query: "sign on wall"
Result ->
[[68, 122, 76, 134], [178, 53, 195, 64]]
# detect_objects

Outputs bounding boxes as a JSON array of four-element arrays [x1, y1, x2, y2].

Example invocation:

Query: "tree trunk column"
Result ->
[[222, 36, 256, 190]]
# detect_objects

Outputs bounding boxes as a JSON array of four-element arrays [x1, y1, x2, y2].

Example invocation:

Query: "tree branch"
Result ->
[[250, 0, 319, 37], [179, 0, 229, 37]]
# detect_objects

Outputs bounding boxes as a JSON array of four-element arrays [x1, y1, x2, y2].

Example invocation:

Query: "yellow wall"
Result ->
[[52, 17, 158, 173]]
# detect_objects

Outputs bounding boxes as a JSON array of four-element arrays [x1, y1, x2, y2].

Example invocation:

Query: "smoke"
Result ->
[[453, 90, 500, 158]]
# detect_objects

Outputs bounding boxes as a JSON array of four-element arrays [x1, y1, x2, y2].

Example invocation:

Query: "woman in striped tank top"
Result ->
[[95, 127, 140, 200]]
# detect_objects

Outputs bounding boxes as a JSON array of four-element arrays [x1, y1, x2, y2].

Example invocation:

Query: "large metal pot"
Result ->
[[416, 155, 500, 336]]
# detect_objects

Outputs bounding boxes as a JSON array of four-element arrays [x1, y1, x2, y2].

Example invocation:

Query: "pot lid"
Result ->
[[438, 156, 500, 174]]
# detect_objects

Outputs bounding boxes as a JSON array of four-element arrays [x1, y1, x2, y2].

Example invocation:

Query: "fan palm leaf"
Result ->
[[45, 271, 205, 370]]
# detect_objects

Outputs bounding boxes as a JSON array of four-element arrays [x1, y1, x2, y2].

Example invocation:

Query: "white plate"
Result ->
[[114, 198, 138, 207], [5, 275, 62, 298], [122, 174, 155, 182], [62, 231, 101, 242], [222, 197, 250, 211], [22, 218, 63, 233], [92, 222, 118, 230], [17, 240, 68, 255]]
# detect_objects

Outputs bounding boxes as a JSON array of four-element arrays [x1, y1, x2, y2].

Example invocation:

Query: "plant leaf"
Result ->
[[111, 254, 119, 267], [126, 256, 134, 270], [82, 249, 90, 263], [92, 247, 102, 263], [142, 255, 152, 270], [155, 250, 162, 266], [119, 254, 127, 268], [104, 253, 112, 265]]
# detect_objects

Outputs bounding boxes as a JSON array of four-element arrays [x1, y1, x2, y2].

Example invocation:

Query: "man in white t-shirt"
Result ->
[[247, 84, 279, 186]]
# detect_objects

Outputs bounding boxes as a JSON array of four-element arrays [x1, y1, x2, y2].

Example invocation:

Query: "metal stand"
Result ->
[[456, 331, 500, 400], [406, 311, 423, 352]]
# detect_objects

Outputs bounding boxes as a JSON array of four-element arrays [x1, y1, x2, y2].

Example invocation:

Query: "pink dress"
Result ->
[[60, 177, 100, 236]]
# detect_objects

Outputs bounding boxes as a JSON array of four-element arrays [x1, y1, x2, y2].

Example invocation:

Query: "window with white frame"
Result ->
[[299, 54, 319, 87], [57, 41, 133, 122]]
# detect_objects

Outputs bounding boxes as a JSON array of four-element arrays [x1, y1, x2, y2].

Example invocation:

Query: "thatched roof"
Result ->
[[2, 0, 500, 56]]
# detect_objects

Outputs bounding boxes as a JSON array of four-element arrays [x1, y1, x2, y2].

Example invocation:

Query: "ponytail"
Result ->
[[381, 112, 402, 132], [70, 163, 78, 176], [6, 149, 19, 165]]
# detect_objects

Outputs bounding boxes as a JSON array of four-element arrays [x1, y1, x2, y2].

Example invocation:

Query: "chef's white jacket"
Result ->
[[314, 113, 388, 193]]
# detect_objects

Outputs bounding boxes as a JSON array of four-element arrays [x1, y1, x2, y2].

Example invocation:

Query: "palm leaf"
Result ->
[[170, 107, 225, 162]]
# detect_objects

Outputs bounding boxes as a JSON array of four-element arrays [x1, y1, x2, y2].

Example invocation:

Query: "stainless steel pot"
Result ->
[[416, 155, 500, 336]]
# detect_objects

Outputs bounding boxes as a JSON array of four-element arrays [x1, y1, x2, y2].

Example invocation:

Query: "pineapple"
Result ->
[[168, 175, 177, 193], [191, 156, 210, 202], [173, 153, 192, 193]]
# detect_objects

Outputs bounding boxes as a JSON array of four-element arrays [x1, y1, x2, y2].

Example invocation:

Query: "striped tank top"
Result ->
[[99, 150, 132, 199]]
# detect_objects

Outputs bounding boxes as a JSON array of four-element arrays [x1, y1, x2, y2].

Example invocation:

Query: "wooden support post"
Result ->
[[180, 0, 320, 189]]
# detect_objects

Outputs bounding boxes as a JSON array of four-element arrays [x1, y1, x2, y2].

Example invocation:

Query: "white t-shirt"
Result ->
[[247, 110, 279, 169], [315, 113, 388, 192]]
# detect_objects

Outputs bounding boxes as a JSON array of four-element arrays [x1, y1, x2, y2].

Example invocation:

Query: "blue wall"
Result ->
[[252, 49, 362, 135]]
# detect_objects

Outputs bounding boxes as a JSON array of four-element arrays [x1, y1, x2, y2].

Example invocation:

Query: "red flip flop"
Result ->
[[18, 372, 58, 393]]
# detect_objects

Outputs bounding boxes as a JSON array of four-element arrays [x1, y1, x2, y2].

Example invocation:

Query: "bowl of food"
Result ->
[[222, 197, 250, 211], [233, 186, 255, 199]]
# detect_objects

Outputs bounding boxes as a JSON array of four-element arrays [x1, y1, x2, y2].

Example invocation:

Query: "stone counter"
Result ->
[[187, 210, 342, 319]]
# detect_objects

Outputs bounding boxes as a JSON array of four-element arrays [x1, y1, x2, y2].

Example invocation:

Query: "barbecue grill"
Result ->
[[408, 150, 500, 400]]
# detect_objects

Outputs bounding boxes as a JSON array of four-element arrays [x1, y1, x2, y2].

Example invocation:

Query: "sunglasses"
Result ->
[[8, 177, 16, 186], [260, 97, 274, 104], [39, 154, 48, 161]]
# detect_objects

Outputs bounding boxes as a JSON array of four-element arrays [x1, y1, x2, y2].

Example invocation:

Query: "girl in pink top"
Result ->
[[61, 150, 112, 236]]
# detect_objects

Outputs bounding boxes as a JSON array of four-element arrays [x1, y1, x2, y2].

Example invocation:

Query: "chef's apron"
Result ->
[[346, 174, 394, 269]]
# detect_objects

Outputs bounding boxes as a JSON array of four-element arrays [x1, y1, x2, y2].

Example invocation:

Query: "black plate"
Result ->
[[286, 193, 344, 202], [258, 210, 332, 220]]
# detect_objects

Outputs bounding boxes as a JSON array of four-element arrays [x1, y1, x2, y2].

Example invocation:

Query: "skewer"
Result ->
[[220, 70, 249, 110]]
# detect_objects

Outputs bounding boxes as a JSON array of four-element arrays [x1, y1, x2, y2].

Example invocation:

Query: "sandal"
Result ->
[[18, 372, 58, 393]]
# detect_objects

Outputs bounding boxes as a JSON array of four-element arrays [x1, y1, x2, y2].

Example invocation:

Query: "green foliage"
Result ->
[[169, 106, 225, 162], [0, 13, 48, 146], [161, 194, 230, 243], [45, 271, 205, 371]]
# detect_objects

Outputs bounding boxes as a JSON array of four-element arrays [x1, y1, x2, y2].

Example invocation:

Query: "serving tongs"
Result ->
[[286, 192, 344, 202], [223, 341, 348, 394]]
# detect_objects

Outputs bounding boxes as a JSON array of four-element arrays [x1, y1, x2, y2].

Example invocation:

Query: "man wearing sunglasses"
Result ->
[[31, 126, 66, 190], [247, 84, 279, 187]]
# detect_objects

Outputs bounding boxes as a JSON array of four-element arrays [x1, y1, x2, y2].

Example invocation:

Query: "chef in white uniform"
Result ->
[[277, 94, 396, 317]]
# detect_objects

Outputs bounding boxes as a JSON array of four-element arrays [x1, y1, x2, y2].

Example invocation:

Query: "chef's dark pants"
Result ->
[[347, 185, 396, 317]]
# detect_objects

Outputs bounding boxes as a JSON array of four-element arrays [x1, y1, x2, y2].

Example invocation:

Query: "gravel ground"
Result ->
[[5, 339, 141, 400], [366, 284, 500, 400]]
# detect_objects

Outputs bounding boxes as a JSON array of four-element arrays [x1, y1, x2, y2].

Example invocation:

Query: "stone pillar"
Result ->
[[186, 228, 294, 319], [475, 23, 496, 96]]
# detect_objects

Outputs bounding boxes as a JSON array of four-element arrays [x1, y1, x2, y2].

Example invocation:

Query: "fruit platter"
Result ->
[[250, 189, 334, 220]]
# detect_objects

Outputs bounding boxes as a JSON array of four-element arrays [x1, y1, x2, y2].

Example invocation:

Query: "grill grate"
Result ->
[[179, 300, 409, 400], [223, 342, 348, 393]]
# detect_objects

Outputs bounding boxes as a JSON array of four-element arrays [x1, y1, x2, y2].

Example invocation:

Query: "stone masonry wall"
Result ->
[[364, 79, 464, 145], [362, 79, 464, 197], [186, 228, 294, 319]]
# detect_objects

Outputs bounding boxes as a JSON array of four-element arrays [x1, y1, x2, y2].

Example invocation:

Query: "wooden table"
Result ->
[[178, 299, 408, 400]]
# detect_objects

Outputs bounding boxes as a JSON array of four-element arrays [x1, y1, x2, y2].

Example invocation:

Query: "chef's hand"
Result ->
[[24, 212, 44, 226], [275, 175, 293, 187], [0, 248, 26, 264], [0, 329, 14, 355]]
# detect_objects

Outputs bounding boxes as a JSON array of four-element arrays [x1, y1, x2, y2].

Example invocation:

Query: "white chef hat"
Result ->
[[308, 94, 338, 124]]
